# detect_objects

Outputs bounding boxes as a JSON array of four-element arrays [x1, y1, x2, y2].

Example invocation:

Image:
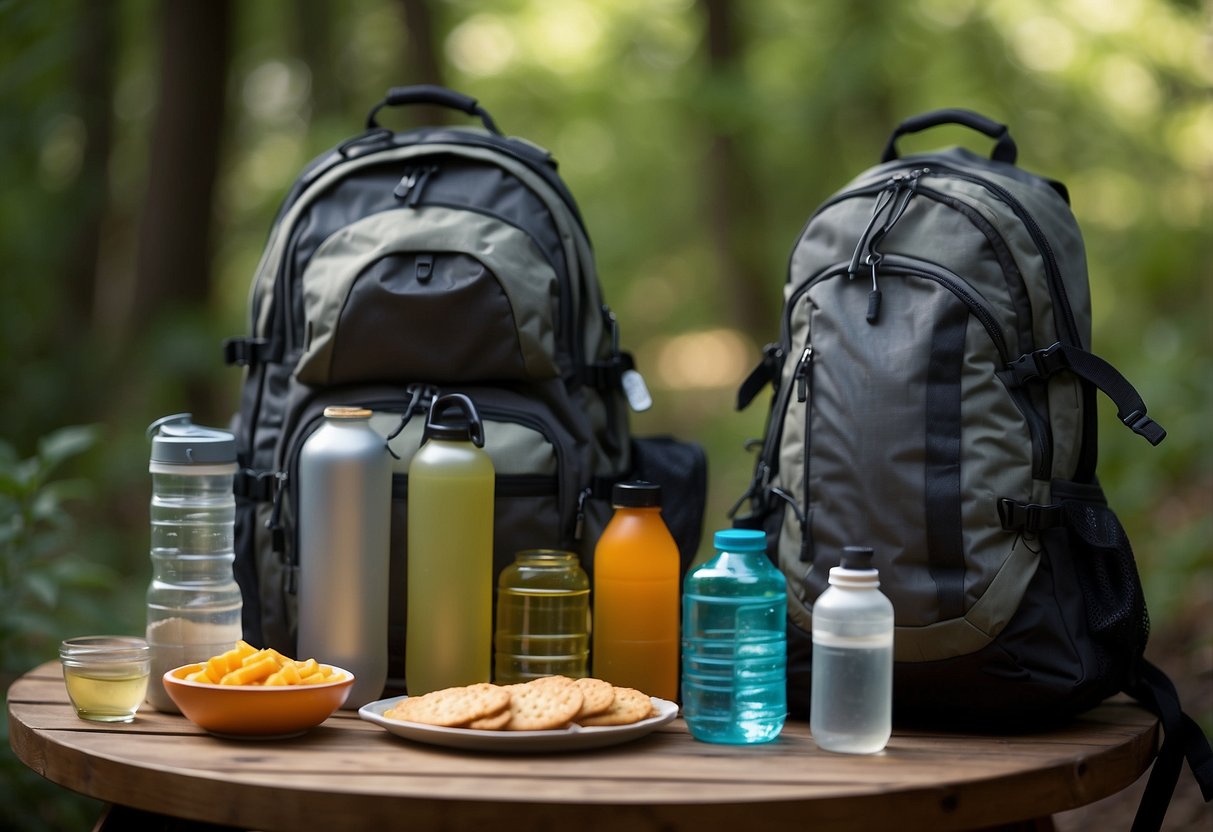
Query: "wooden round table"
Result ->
[[8, 662, 1158, 831]]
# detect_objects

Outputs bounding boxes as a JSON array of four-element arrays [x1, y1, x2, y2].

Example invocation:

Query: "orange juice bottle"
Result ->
[[591, 481, 680, 701]]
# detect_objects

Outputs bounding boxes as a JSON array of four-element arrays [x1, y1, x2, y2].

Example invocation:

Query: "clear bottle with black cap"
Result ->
[[810, 545, 894, 753]]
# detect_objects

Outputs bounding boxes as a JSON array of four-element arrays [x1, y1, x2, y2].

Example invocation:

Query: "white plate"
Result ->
[[359, 694, 679, 752]]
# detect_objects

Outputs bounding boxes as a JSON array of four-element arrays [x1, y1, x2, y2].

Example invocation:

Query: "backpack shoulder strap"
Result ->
[[1128, 658, 1213, 832]]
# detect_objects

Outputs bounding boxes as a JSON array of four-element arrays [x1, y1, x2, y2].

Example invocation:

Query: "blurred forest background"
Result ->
[[1, 0, 1209, 829]]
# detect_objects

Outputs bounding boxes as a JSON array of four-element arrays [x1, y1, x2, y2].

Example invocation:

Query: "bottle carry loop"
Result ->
[[422, 392, 485, 447]]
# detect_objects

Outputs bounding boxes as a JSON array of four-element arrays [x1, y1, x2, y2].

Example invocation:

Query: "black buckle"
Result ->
[[1121, 410, 1167, 446], [997, 498, 1064, 532], [1007, 342, 1067, 385], [584, 352, 635, 389], [223, 337, 272, 367], [234, 469, 282, 502]]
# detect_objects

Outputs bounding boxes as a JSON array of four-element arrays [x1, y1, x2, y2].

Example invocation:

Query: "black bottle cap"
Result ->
[[841, 546, 876, 571], [611, 480, 662, 508], [422, 393, 485, 447]]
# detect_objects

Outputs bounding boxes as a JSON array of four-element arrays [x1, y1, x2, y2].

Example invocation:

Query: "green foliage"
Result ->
[[0, 426, 110, 832], [0, 425, 117, 666]]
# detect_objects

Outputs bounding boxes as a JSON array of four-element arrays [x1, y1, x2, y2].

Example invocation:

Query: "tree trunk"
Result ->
[[699, 0, 776, 342], [395, 0, 448, 127], [129, 0, 232, 327], [62, 0, 116, 345], [293, 0, 347, 120]]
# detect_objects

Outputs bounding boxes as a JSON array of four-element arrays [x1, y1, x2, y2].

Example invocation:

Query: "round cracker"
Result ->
[[572, 677, 615, 719], [504, 680, 584, 730], [467, 707, 512, 730], [577, 686, 653, 727], [385, 683, 509, 727]]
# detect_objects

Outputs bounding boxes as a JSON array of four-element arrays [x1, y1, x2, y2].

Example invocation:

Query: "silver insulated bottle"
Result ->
[[297, 406, 391, 708]]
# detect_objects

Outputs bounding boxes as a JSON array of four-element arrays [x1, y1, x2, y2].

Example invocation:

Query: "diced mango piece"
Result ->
[[220, 656, 279, 686], [276, 661, 302, 685], [205, 649, 242, 683]]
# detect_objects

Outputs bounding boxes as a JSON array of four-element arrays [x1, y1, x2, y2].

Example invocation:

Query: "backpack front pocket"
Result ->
[[295, 206, 561, 385]]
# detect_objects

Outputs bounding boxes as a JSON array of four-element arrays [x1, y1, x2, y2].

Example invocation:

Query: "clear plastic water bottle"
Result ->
[[494, 550, 590, 684], [297, 406, 391, 709], [810, 545, 894, 754], [681, 528, 787, 744], [145, 415, 243, 712]]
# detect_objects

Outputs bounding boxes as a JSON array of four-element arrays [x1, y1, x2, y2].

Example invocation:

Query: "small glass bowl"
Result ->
[[59, 636, 151, 723]]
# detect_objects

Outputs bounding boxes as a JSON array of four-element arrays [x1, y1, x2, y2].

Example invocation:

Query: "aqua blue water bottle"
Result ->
[[681, 528, 787, 744]]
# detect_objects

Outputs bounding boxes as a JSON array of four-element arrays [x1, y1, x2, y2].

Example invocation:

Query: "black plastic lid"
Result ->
[[421, 393, 485, 447], [841, 545, 876, 571], [611, 480, 662, 508]]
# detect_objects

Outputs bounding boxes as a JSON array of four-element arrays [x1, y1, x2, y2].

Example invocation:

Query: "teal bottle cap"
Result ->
[[713, 529, 767, 553]]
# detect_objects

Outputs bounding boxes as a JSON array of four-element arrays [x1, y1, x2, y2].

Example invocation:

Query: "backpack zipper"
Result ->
[[393, 164, 438, 205], [919, 165, 1081, 348], [847, 168, 928, 324], [795, 340, 815, 566]]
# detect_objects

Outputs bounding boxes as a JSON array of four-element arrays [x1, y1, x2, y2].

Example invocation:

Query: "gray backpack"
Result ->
[[733, 111, 1209, 826], [224, 86, 706, 690]]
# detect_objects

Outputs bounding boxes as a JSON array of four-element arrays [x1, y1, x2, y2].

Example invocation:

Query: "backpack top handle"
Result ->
[[881, 108, 1017, 165], [366, 84, 503, 135]]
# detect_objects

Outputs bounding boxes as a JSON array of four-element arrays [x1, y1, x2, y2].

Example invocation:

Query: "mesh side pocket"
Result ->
[[1060, 493, 1150, 683]]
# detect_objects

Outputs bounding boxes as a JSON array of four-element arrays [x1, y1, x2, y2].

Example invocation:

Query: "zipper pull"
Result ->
[[574, 487, 592, 540], [393, 164, 438, 206], [850, 167, 927, 283], [794, 346, 814, 402], [848, 186, 896, 276], [408, 165, 437, 207], [866, 253, 882, 324], [393, 166, 419, 200]]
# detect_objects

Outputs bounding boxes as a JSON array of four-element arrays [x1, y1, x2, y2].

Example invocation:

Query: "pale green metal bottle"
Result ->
[[405, 394, 495, 695]]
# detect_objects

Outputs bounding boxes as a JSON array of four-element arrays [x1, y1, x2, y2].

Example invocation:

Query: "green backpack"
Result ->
[[733, 110, 1209, 828], [224, 86, 706, 690]]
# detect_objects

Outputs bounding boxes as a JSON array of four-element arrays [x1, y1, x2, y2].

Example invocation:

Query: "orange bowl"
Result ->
[[162, 663, 354, 738]]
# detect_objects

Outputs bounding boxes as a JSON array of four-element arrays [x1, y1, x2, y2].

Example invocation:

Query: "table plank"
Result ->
[[8, 662, 1158, 832]]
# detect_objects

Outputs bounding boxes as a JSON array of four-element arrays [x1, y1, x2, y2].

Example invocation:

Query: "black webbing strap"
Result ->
[[582, 352, 635, 390], [925, 298, 968, 621], [1128, 659, 1213, 832], [233, 468, 280, 502], [1006, 342, 1166, 446], [736, 343, 783, 411], [223, 337, 278, 368]]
